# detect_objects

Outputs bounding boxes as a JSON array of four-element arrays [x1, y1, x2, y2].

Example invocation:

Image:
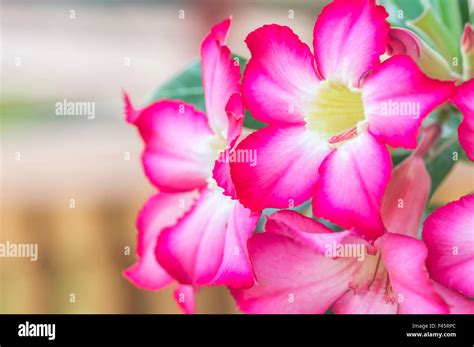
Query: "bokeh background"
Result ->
[[1, 0, 473, 313]]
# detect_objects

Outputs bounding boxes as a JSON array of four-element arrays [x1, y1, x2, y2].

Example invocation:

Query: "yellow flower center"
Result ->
[[305, 80, 366, 140]]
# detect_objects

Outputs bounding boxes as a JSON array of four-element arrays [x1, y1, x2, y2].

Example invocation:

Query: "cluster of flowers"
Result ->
[[124, 0, 473, 314]]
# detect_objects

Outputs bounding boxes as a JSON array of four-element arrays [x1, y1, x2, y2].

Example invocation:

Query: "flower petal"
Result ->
[[174, 285, 196, 314], [201, 18, 241, 135], [230, 125, 331, 211], [225, 93, 244, 149], [332, 288, 397, 314], [243, 24, 320, 125], [265, 210, 353, 254], [377, 233, 449, 314], [124, 96, 216, 192], [381, 155, 430, 238], [231, 232, 359, 314], [452, 79, 474, 160], [433, 282, 474, 314], [156, 188, 257, 288], [212, 158, 235, 199], [313, 0, 389, 86], [212, 93, 245, 199], [423, 195, 474, 297], [312, 133, 391, 240], [210, 201, 259, 288], [123, 191, 199, 290], [362, 55, 455, 149]]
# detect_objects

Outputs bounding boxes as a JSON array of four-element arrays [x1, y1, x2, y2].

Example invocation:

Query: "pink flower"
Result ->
[[451, 79, 474, 161], [231, 147, 474, 314], [230, 0, 455, 240], [123, 18, 258, 313]]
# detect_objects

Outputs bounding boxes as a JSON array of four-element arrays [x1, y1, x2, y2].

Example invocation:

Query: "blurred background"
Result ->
[[1, 0, 472, 314]]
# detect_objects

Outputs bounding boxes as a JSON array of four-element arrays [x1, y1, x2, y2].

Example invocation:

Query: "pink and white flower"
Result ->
[[230, 0, 455, 240], [123, 18, 258, 313], [232, 148, 474, 314]]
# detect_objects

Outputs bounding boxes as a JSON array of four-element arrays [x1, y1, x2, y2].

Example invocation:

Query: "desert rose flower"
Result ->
[[123, 18, 258, 313], [232, 146, 474, 314], [230, 0, 455, 240]]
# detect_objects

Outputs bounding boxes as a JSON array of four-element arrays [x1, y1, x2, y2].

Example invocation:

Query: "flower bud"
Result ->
[[387, 27, 455, 80], [462, 23, 474, 79]]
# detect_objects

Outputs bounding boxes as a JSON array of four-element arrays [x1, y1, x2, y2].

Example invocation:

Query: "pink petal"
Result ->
[[156, 188, 258, 288], [362, 55, 455, 149], [242, 24, 320, 125], [377, 233, 449, 314], [231, 232, 359, 314], [212, 93, 245, 199], [433, 282, 474, 314], [210, 200, 259, 288], [123, 191, 199, 290], [225, 93, 244, 149], [174, 285, 196, 314], [265, 210, 353, 254], [312, 133, 391, 240], [230, 125, 331, 211], [313, 0, 389, 86], [333, 236, 398, 314], [124, 95, 216, 192], [332, 288, 398, 314], [452, 79, 474, 160], [201, 18, 241, 135], [423, 195, 474, 297], [212, 158, 235, 199], [381, 155, 430, 238]]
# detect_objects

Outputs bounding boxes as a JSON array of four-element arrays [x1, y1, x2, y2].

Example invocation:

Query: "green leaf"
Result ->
[[148, 55, 266, 130], [148, 59, 205, 110], [407, 7, 462, 74], [430, 0, 466, 40], [394, 0, 424, 20], [379, 0, 424, 26]]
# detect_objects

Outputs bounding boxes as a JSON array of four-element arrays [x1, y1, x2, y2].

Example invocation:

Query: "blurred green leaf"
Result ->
[[407, 7, 462, 74], [0, 100, 52, 126], [394, 0, 424, 19], [379, 0, 424, 26], [148, 55, 266, 130], [431, 0, 468, 39], [148, 59, 205, 110]]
